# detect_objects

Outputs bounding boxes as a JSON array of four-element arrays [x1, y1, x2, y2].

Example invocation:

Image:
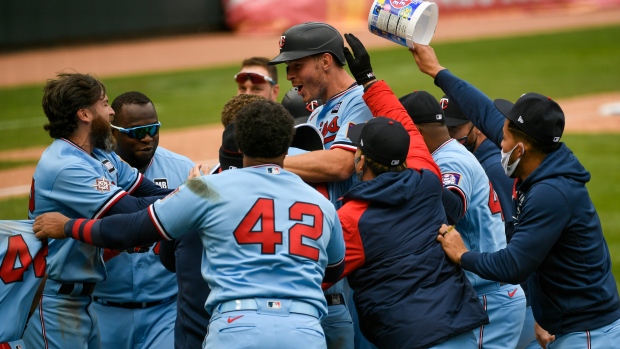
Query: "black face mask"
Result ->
[[456, 125, 476, 153]]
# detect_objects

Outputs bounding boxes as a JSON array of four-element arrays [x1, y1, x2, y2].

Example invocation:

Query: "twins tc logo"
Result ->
[[306, 100, 320, 112], [440, 97, 449, 110], [279, 36, 286, 49], [390, 0, 415, 9]]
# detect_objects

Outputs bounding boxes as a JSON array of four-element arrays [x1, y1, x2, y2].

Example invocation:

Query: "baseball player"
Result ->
[[23, 73, 172, 349], [281, 86, 322, 125], [0, 220, 47, 349], [235, 57, 279, 101], [414, 42, 620, 349], [91, 91, 194, 349], [442, 96, 538, 348], [321, 33, 489, 349], [33, 99, 345, 349], [399, 90, 526, 349], [270, 22, 374, 349]]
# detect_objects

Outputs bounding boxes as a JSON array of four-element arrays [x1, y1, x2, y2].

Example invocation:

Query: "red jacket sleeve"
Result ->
[[362, 81, 441, 179]]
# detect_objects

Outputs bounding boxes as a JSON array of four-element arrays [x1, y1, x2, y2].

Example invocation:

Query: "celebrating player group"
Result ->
[[1, 20, 619, 349]]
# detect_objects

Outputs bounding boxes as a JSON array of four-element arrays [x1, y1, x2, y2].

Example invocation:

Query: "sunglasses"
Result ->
[[111, 122, 161, 139], [234, 72, 276, 85]]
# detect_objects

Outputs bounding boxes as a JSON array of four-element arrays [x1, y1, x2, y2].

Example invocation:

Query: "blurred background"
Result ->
[[1, 0, 620, 288], [2, 0, 619, 50]]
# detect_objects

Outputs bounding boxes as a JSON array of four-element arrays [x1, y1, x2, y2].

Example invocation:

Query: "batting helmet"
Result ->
[[269, 22, 346, 65], [281, 87, 323, 124]]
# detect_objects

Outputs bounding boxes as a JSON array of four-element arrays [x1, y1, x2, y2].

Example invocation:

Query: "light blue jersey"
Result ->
[[28, 138, 141, 283], [93, 147, 193, 303], [307, 84, 373, 209], [432, 139, 506, 287], [150, 164, 345, 319], [433, 139, 525, 349], [0, 220, 46, 343]]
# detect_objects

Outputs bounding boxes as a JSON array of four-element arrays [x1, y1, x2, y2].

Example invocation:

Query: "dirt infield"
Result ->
[[1, 5, 620, 198]]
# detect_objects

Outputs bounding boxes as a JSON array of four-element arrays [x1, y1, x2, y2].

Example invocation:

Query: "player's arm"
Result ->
[[158, 239, 178, 272], [442, 184, 569, 284], [410, 43, 505, 148], [441, 186, 465, 225], [322, 204, 365, 290], [33, 209, 165, 249], [343, 33, 441, 178], [284, 148, 354, 182], [322, 210, 346, 286]]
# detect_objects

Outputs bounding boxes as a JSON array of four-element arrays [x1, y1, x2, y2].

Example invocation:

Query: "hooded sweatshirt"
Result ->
[[436, 69, 620, 334], [334, 81, 488, 349]]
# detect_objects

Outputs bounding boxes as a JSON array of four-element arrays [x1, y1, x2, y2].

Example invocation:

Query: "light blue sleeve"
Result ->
[[436, 155, 473, 211], [151, 177, 209, 239], [50, 162, 127, 219], [326, 210, 345, 266]]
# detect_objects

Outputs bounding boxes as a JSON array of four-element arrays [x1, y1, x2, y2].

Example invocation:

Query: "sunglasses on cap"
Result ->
[[234, 72, 276, 85], [111, 122, 161, 139]]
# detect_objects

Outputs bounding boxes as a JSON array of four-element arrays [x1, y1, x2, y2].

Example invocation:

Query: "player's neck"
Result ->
[[243, 154, 285, 168], [324, 70, 356, 102], [67, 128, 95, 154]]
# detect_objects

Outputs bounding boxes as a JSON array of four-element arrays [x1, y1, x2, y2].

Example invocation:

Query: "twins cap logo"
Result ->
[[553, 136, 560, 142], [440, 98, 449, 110], [391, 160, 400, 165], [517, 116, 524, 123], [279, 36, 286, 49], [435, 114, 443, 120]]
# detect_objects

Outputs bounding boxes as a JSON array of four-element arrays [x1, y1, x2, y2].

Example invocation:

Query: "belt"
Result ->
[[93, 295, 175, 309], [218, 298, 319, 318], [474, 282, 508, 295], [58, 282, 95, 296], [326, 293, 346, 307]]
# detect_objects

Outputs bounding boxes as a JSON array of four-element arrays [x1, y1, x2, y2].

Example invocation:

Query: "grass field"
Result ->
[[0, 25, 619, 151]]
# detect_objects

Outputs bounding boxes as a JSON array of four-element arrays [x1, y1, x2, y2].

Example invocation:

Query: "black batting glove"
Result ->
[[343, 33, 376, 86]]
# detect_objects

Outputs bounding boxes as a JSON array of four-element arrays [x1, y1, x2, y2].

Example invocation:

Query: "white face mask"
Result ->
[[501, 143, 524, 177]]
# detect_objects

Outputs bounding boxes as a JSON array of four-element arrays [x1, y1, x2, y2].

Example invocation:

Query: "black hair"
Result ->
[[507, 121, 560, 154], [363, 153, 407, 176], [110, 91, 154, 126], [235, 100, 294, 158], [42, 72, 106, 139], [241, 57, 278, 83]]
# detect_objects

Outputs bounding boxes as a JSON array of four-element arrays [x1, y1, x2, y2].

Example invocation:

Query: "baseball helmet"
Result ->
[[269, 22, 346, 65], [281, 87, 323, 124]]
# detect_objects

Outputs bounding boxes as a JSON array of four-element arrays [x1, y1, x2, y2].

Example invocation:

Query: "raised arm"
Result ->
[[343, 33, 440, 178]]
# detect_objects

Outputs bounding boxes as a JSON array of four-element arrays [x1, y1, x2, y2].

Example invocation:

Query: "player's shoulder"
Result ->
[[153, 147, 195, 166]]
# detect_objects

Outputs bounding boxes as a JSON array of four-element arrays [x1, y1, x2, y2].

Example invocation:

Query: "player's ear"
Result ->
[[76, 108, 91, 122]]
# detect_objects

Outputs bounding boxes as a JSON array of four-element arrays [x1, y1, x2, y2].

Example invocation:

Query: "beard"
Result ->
[[91, 113, 116, 152]]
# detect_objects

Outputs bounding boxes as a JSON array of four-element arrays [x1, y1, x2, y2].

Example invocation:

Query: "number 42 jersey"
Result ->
[[150, 165, 345, 319], [0, 220, 47, 342]]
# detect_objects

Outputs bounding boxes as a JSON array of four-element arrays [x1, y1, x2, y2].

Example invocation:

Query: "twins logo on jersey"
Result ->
[[319, 116, 340, 144], [442, 172, 462, 186]]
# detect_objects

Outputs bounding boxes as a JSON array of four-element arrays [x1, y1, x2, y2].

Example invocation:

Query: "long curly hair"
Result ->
[[42, 72, 106, 139]]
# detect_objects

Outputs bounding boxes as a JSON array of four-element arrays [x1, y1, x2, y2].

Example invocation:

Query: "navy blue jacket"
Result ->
[[436, 69, 620, 334], [160, 232, 210, 349], [335, 81, 488, 349]]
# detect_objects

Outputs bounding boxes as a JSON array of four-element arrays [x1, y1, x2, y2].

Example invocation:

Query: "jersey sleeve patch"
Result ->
[[442, 172, 462, 186]]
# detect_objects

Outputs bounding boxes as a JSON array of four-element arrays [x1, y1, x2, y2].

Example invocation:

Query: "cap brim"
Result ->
[[347, 123, 366, 147], [269, 51, 314, 65], [494, 99, 516, 122], [291, 123, 324, 151], [444, 117, 469, 127]]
